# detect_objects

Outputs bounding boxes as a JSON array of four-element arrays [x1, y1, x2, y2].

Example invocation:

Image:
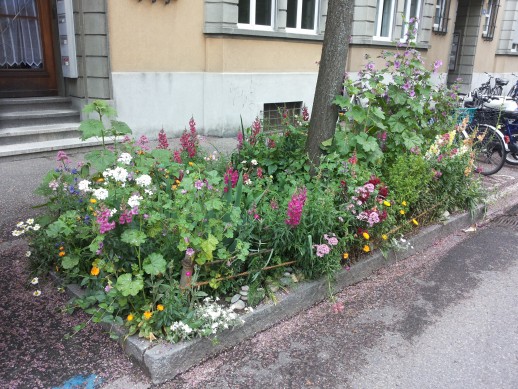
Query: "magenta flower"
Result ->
[[285, 188, 307, 227], [224, 167, 239, 193], [302, 105, 310, 121], [56, 150, 70, 164], [157, 128, 169, 149]]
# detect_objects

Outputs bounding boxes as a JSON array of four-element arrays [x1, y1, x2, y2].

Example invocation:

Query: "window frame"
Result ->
[[374, 0, 396, 41], [285, 0, 319, 35], [400, 0, 422, 42], [237, 0, 276, 31], [482, 0, 499, 41], [432, 0, 450, 34]]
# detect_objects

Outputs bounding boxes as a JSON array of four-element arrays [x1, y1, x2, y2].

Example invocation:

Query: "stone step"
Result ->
[[0, 123, 82, 146], [0, 108, 80, 129], [0, 136, 115, 162], [0, 96, 73, 113]]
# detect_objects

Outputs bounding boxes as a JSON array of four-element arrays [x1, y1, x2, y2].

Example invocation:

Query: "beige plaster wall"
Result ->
[[107, 0, 206, 72], [473, 0, 503, 73]]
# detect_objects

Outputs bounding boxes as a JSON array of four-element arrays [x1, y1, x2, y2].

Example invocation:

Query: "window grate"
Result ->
[[262, 102, 302, 131]]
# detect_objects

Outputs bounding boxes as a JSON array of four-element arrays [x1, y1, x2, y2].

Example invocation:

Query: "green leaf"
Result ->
[[150, 149, 172, 165], [115, 274, 144, 297], [198, 234, 219, 263], [110, 120, 132, 136], [46, 219, 73, 238], [143, 253, 167, 276], [205, 198, 223, 211], [121, 229, 147, 247], [88, 236, 104, 254], [61, 255, 80, 270], [79, 119, 105, 140], [85, 150, 117, 171]]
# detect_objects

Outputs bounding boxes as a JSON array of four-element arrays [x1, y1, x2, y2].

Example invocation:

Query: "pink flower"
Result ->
[[237, 132, 244, 150], [314, 244, 330, 257], [224, 167, 239, 193], [157, 128, 169, 149], [285, 188, 307, 227], [56, 150, 70, 164], [137, 135, 150, 151], [302, 105, 310, 121], [332, 301, 345, 313], [186, 248, 195, 257], [173, 150, 182, 163], [180, 117, 199, 158]]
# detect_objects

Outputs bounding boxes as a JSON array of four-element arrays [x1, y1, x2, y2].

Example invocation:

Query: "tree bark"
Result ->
[[306, 0, 355, 168], [180, 252, 194, 289]]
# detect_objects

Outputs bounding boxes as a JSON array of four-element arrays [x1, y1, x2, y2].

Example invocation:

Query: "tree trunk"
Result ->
[[306, 0, 355, 168], [180, 252, 194, 289]]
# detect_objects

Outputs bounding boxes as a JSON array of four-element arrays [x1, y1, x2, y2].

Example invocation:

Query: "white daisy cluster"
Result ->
[[93, 188, 109, 201], [135, 174, 152, 187], [78, 180, 92, 192], [117, 152, 133, 165], [169, 297, 246, 342], [12, 218, 41, 237], [103, 167, 129, 183], [128, 194, 143, 208]]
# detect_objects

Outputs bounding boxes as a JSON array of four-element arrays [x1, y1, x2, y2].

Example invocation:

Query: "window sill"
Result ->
[[204, 25, 324, 42], [351, 37, 429, 50]]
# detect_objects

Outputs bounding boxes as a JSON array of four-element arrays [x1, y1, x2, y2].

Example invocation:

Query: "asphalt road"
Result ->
[[1, 146, 518, 388]]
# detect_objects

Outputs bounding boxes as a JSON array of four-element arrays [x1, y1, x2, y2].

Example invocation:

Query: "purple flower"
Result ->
[[314, 244, 330, 257], [186, 248, 195, 257], [433, 60, 443, 73], [194, 180, 205, 190], [105, 284, 112, 293], [56, 150, 70, 164]]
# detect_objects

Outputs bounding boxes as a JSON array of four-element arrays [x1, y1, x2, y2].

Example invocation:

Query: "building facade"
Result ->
[[1, 0, 517, 137]]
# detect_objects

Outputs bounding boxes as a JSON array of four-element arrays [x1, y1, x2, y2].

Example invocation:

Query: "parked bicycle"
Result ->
[[464, 72, 509, 108], [455, 107, 506, 175], [507, 73, 518, 101]]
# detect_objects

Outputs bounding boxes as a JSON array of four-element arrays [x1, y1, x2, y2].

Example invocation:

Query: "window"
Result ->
[[238, 0, 274, 30], [512, 43, 518, 53], [286, 0, 318, 33], [482, 0, 499, 41], [401, 0, 422, 41], [263, 101, 302, 131], [374, 0, 395, 40], [433, 0, 450, 34]]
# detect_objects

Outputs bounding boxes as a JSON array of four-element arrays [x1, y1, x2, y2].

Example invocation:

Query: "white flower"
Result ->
[[93, 188, 109, 200], [103, 167, 129, 183], [78, 180, 92, 192], [117, 153, 132, 165], [26, 218, 34, 225], [144, 189, 154, 196], [33, 290, 41, 297], [109, 208, 117, 217], [136, 174, 152, 187], [245, 179, 253, 185], [31, 277, 38, 285], [25, 251, 31, 257], [12, 230, 23, 237], [128, 194, 143, 208], [16, 222, 24, 228], [251, 159, 258, 166], [241, 160, 247, 164], [32, 224, 40, 231]]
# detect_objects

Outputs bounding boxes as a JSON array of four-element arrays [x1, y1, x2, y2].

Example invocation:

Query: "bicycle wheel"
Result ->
[[468, 124, 506, 175], [506, 152, 518, 166]]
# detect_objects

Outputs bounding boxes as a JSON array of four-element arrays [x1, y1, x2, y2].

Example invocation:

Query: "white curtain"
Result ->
[[0, 0, 43, 68]]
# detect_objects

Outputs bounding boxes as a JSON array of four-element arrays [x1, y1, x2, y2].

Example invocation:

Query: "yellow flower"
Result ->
[[89, 198, 97, 204], [188, 162, 194, 166], [402, 201, 407, 206], [58, 251, 66, 257], [175, 179, 181, 184], [412, 219, 419, 226], [400, 210, 406, 215], [90, 266, 100, 276], [363, 245, 371, 253], [127, 314, 134, 322], [143, 311, 153, 320], [172, 185, 178, 190], [382, 234, 388, 240], [343, 253, 349, 260], [383, 200, 391, 207], [59, 246, 64, 251], [362, 232, 370, 240], [157, 304, 164, 311]]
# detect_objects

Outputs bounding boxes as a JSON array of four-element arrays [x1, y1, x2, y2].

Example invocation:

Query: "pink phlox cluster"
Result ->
[[323, 233, 339, 246], [357, 209, 380, 227], [314, 244, 330, 257], [121, 135, 132, 143], [224, 167, 239, 193], [237, 132, 244, 150], [302, 105, 310, 122], [285, 187, 307, 227], [157, 128, 169, 149], [97, 208, 116, 234], [249, 117, 261, 146], [173, 150, 182, 163], [56, 150, 70, 164], [137, 135, 150, 151], [331, 301, 345, 314], [180, 117, 199, 158]]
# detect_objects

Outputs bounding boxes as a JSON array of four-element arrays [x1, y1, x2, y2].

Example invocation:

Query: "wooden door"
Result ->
[[0, 0, 57, 97]]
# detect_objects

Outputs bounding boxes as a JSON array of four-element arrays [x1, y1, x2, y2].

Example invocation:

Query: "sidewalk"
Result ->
[[0, 145, 517, 388]]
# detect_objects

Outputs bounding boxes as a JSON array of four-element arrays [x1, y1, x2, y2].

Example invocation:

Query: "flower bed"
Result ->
[[17, 38, 484, 345]]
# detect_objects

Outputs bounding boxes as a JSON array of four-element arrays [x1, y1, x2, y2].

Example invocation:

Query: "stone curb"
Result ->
[[59, 176, 518, 385]]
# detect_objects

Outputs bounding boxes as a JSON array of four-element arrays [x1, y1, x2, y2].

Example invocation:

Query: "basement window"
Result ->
[[262, 101, 303, 131]]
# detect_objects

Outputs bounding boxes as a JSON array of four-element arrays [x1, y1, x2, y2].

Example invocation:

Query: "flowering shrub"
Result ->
[[21, 53, 484, 343]]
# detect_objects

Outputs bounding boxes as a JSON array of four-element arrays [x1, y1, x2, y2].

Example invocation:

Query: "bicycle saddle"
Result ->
[[496, 78, 509, 86]]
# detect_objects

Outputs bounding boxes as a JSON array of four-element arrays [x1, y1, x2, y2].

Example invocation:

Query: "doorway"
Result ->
[[0, 0, 58, 97]]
